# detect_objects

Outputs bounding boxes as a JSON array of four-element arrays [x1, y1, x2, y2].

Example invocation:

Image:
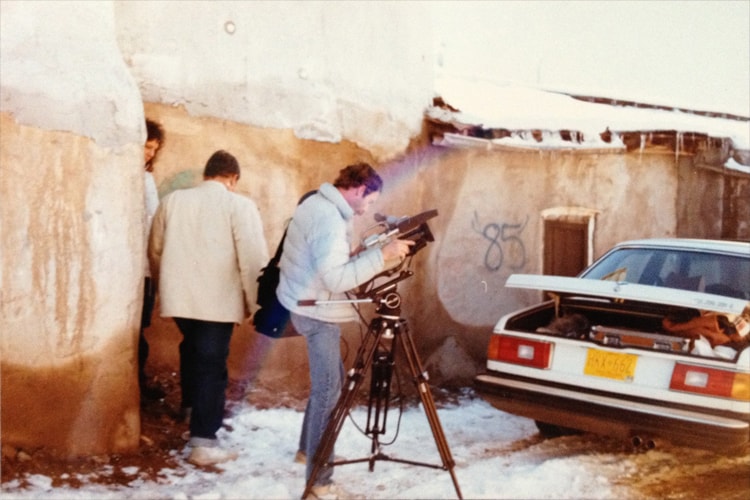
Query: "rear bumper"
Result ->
[[474, 372, 750, 452]]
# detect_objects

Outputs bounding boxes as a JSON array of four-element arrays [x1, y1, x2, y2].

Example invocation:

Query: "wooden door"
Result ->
[[543, 220, 588, 277]]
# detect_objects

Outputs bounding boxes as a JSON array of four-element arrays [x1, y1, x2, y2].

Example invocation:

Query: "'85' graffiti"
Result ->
[[472, 211, 528, 271]]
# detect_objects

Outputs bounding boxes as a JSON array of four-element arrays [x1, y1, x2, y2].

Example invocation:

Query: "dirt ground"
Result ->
[[1, 369, 195, 489], [2, 369, 749, 499], [0, 369, 314, 490], [0, 367, 454, 491]]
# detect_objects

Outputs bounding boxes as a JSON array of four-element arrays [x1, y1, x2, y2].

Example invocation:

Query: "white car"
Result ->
[[475, 239, 750, 453]]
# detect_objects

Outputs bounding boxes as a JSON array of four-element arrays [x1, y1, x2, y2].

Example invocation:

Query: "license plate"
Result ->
[[584, 349, 637, 381]]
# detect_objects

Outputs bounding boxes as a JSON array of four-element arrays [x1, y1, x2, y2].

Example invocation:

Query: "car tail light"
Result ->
[[487, 334, 552, 369], [670, 363, 750, 401]]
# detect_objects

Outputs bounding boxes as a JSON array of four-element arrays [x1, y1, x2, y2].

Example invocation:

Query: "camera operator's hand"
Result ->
[[382, 238, 415, 263]]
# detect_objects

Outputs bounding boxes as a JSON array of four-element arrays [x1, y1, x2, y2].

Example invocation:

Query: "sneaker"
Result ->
[[187, 446, 238, 466], [306, 482, 351, 500]]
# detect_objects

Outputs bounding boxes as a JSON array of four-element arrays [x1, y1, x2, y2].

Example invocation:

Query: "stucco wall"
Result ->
[[676, 160, 727, 239], [136, 110, 689, 396], [2, 0, 742, 460], [0, 0, 435, 457], [113, 1, 433, 162], [422, 148, 677, 324], [0, 2, 145, 456]]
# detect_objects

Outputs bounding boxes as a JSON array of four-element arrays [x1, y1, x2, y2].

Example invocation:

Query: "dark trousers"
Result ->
[[138, 278, 156, 388], [173, 317, 234, 441]]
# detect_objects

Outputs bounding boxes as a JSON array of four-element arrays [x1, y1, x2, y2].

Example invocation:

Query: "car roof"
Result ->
[[612, 238, 750, 256]]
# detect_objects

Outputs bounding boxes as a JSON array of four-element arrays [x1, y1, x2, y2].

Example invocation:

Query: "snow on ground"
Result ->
[[1, 395, 641, 499]]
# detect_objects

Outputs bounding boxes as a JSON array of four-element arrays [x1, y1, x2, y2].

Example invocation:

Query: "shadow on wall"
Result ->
[[157, 170, 202, 199]]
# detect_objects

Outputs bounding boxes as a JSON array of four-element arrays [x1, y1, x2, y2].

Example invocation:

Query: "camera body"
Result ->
[[359, 209, 438, 257], [353, 209, 438, 300]]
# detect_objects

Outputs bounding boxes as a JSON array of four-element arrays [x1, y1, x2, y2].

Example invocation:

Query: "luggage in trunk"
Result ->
[[589, 325, 690, 353]]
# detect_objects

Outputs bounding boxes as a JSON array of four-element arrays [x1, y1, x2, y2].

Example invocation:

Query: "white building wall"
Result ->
[[1, 0, 145, 456], [0, 0, 436, 456], [114, 1, 434, 160], [0, 1, 143, 146]]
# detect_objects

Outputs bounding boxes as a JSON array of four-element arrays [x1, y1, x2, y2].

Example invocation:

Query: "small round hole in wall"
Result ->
[[224, 21, 236, 35]]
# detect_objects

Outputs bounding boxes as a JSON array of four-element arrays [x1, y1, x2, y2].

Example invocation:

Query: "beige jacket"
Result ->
[[148, 180, 268, 324]]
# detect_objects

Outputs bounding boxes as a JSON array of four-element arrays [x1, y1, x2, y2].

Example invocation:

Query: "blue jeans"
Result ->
[[173, 317, 233, 444], [292, 313, 344, 486]]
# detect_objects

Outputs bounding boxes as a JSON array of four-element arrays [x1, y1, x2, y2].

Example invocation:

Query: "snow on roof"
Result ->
[[432, 77, 750, 173]]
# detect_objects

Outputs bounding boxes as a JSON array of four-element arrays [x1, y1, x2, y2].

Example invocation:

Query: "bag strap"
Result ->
[[269, 227, 288, 266], [270, 189, 317, 266]]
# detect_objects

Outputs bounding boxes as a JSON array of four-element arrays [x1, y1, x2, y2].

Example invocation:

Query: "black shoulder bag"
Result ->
[[252, 228, 291, 338], [253, 191, 316, 338]]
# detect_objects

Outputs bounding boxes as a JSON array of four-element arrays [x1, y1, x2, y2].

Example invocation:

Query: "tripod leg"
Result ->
[[301, 321, 381, 499], [365, 347, 393, 471], [366, 348, 393, 435], [397, 320, 463, 499]]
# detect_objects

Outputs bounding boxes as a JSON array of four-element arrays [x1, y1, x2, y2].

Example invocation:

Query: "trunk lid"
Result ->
[[505, 274, 749, 316]]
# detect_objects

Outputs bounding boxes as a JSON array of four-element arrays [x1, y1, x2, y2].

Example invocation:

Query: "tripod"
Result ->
[[300, 283, 463, 499]]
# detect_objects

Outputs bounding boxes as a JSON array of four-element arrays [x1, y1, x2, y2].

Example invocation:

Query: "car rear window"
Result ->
[[581, 248, 750, 299]]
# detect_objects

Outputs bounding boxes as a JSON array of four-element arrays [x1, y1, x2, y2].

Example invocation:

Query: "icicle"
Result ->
[[675, 132, 683, 162]]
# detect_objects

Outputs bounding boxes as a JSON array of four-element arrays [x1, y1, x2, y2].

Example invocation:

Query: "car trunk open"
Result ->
[[504, 274, 749, 361]]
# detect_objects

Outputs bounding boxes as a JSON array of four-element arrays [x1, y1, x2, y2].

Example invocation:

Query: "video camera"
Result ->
[[358, 209, 438, 257], [354, 209, 438, 300]]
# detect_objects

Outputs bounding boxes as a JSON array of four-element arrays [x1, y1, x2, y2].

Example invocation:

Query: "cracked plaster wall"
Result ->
[[0, 0, 434, 457], [114, 1, 433, 162], [4, 0, 728, 460], [1, 2, 145, 456]]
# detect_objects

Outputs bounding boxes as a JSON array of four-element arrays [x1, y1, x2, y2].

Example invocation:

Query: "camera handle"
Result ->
[[300, 290, 463, 499]]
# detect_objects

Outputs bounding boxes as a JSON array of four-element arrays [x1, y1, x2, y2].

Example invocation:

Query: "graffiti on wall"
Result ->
[[471, 211, 529, 272]]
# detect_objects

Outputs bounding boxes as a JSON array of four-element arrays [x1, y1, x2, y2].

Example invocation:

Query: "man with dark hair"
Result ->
[[148, 150, 268, 466], [277, 162, 413, 499], [144, 119, 164, 173], [140, 118, 165, 401]]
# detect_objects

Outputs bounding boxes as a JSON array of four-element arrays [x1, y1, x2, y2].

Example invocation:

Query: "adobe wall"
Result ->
[[138, 114, 685, 395], [0, 1, 434, 458], [676, 159, 750, 240], [722, 173, 750, 239], [0, 1, 144, 456], [3, 0, 741, 460], [138, 103, 378, 392], [391, 146, 681, 367], [113, 1, 433, 162], [1, 115, 145, 457]]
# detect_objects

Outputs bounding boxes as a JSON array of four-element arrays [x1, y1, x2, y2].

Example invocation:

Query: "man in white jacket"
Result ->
[[149, 150, 268, 466], [277, 163, 412, 499]]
